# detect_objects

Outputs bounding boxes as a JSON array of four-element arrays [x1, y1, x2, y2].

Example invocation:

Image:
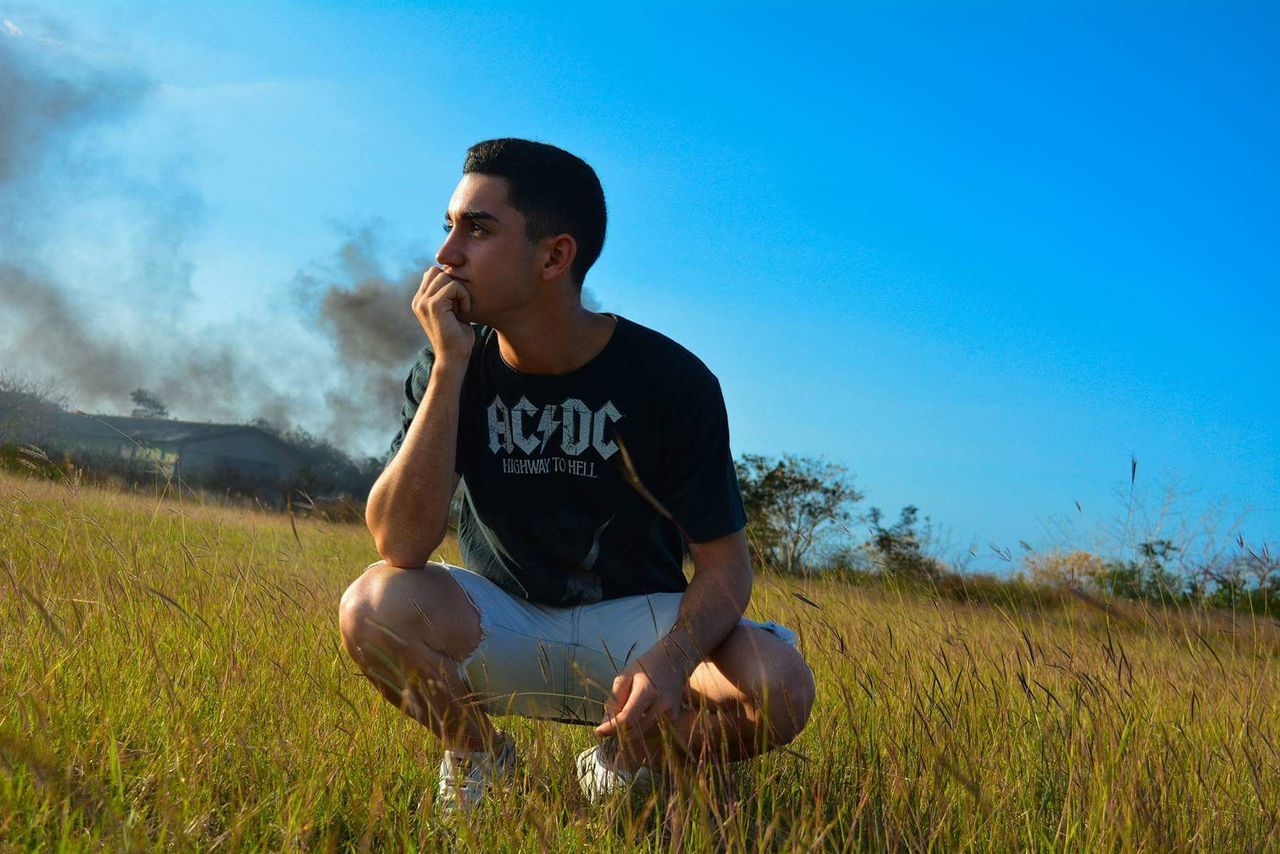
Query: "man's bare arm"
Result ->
[[596, 528, 753, 739], [365, 267, 474, 567], [365, 362, 465, 567], [658, 529, 753, 675]]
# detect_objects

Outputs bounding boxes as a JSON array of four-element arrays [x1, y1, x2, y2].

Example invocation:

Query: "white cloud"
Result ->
[[3, 19, 23, 37]]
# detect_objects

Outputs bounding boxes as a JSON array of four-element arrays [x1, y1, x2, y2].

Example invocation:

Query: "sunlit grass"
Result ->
[[2, 471, 1278, 850]]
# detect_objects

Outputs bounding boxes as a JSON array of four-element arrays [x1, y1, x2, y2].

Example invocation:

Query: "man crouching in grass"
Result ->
[[338, 138, 816, 815]]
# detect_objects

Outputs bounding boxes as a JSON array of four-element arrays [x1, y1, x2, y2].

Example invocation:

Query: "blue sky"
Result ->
[[4, 1, 1277, 566]]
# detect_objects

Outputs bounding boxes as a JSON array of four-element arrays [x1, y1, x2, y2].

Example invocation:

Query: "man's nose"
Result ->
[[435, 232, 465, 270]]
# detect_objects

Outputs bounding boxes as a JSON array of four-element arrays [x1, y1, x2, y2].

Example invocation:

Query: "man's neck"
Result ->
[[494, 301, 617, 376]]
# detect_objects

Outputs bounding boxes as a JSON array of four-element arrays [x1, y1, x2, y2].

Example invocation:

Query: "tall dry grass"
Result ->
[[2, 471, 1278, 850]]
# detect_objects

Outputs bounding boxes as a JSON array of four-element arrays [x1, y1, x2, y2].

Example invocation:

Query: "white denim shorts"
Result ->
[[436, 563, 798, 725]]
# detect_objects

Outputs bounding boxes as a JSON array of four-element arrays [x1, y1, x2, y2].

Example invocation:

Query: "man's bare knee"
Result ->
[[691, 626, 817, 756], [755, 648, 816, 747], [338, 561, 481, 664]]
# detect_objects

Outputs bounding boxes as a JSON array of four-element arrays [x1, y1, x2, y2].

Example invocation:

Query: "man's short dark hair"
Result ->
[[463, 138, 606, 287]]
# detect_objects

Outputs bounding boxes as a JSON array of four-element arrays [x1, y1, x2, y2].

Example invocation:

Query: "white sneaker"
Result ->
[[435, 729, 517, 814], [575, 738, 655, 805]]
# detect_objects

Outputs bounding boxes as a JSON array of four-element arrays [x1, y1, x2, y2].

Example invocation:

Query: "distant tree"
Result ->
[[864, 505, 948, 581], [1094, 538, 1186, 602], [1138, 539, 1185, 599], [1237, 543, 1279, 596], [278, 426, 381, 500], [130, 389, 169, 419], [231, 417, 383, 503], [734, 453, 863, 575]]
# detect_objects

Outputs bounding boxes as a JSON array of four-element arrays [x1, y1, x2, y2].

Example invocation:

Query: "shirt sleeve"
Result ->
[[386, 344, 465, 475], [659, 369, 747, 543]]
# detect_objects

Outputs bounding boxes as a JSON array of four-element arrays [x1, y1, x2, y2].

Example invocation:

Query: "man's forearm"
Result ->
[[365, 360, 467, 566], [656, 563, 753, 681]]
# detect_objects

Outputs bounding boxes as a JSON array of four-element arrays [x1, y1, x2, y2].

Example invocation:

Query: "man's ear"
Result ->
[[539, 233, 578, 282]]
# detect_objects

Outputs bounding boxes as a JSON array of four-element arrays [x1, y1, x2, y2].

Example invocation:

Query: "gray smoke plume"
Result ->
[[292, 226, 427, 452], [0, 16, 304, 443], [0, 17, 144, 253], [0, 260, 302, 427]]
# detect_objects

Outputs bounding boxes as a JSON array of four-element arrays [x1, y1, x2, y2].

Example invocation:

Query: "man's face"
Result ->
[[435, 173, 540, 325]]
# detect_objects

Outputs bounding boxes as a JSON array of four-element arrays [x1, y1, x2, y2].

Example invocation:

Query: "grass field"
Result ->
[[2, 470, 1279, 850]]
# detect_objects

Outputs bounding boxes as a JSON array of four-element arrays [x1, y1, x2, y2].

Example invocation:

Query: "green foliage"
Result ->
[[1093, 539, 1187, 602], [254, 421, 384, 502], [863, 504, 948, 581], [0, 444, 65, 481], [734, 453, 863, 575], [1200, 548, 1280, 615]]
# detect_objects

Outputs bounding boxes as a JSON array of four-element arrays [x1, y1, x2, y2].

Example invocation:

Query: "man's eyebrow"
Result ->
[[444, 208, 500, 223]]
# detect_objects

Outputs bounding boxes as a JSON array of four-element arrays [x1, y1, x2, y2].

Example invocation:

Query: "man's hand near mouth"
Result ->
[[414, 266, 475, 368]]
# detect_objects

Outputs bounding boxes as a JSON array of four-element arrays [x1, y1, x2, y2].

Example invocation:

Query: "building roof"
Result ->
[[47, 410, 298, 454]]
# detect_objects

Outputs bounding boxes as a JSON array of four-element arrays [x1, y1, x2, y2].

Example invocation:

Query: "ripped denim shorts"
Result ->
[[430, 562, 799, 725]]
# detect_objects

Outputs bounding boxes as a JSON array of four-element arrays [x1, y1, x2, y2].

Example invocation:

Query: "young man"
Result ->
[[338, 138, 815, 814]]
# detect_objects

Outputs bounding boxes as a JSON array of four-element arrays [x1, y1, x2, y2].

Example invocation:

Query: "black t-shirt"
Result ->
[[387, 313, 746, 606]]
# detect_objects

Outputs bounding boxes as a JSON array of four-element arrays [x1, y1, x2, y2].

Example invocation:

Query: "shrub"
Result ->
[[1023, 549, 1105, 588], [864, 505, 948, 581]]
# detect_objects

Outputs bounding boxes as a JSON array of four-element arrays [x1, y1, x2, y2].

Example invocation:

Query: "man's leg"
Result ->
[[338, 561, 499, 752], [612, 624, 816, 771]]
